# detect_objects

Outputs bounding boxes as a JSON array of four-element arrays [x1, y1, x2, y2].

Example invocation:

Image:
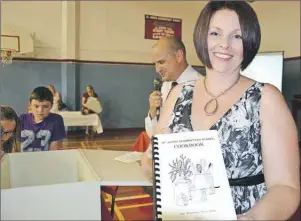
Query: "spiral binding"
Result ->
[[152, 136, 163, 221]]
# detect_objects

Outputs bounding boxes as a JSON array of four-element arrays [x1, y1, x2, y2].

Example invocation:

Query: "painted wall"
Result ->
[[1, 1, 300, 131], [0, 61, 62, 112], [0, 61, 206, 129], [1, 1, 62, 58], [2, 1, 300, 62], [78, 1, 206, 64], [252, 1, 300, 58], [0, 59, 299, 130], [78, 63, 157, 128]]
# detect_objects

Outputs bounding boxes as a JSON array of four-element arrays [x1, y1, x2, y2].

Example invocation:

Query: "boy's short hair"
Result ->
[[29, 86, 53, 105]]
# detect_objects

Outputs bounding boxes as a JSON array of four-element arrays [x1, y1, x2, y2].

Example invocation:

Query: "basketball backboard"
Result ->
[[1, 24, 34, 54], [1, 35, 20, 52], [1, 24, 34, 65]]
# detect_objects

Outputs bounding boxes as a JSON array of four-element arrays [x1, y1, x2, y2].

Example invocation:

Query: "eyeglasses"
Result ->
[[1, 129, 15, 137]]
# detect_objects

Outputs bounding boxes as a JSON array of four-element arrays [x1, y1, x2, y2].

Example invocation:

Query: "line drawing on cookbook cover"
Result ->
[[168, 154, 220, 206]]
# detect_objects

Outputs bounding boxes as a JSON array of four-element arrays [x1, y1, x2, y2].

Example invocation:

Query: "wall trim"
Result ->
[[12, 56, 301, 67], [284, 56, 301, 61], [70, 127, 145, 133], [100, 127, 145, 132], [12, 57, 203, 68]]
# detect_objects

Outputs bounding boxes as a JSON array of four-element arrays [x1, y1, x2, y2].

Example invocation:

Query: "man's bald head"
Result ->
[[153, 36, 187, 60], [152, 36, 189, 81]]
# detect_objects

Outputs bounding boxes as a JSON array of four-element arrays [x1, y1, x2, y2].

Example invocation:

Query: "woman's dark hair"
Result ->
[[0, 105, 21, 153], [193, 1, 261, 71], [29, 86, 53, 105]]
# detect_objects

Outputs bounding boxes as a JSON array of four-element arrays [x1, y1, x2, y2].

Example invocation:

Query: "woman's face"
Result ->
[[1, 119, 16, 143], [86, 87, 93, 95], [207, 9, 243, 74]]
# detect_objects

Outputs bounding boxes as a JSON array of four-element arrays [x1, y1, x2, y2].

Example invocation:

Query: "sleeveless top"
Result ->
[[51, 92, 60, 113], [168, 81, 267, 215]]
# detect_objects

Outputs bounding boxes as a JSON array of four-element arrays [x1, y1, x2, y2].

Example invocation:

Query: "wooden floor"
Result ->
[[64, 129, 300, 221], [64, 129, 142, 151], [64, 129, 153, 221]]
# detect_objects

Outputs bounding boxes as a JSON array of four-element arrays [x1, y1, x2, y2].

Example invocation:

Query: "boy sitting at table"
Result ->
[[20, 86, 66, 152]]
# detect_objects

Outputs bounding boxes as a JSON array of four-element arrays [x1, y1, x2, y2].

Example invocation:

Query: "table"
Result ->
[[82, 149, 152, 186], [1, 149, 150, 220], [84, 149, 152, 220], [58, 111, 103, 134]]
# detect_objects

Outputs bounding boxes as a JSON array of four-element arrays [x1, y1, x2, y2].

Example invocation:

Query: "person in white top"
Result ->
[[48, 85, 62, 113], [145, 36, 201, 137]]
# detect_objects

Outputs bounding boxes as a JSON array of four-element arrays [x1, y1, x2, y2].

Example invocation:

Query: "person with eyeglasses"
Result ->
[[0, 105, 21, 157]]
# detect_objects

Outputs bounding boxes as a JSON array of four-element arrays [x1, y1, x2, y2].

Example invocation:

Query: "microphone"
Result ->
[[153, 78, 163, 121], [153, 78, 163, 91]]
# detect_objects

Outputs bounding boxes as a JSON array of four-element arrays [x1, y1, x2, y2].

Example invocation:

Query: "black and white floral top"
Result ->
[[168, 81, 267, 215]]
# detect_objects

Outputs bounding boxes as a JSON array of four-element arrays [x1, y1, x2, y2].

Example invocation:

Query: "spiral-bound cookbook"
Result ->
[[152, 130, 237, 220]]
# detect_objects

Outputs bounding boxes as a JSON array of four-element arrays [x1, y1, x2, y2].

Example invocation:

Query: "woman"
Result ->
[[1, 105, 20, 156], [48, 85, 64, 112], [141, 1, 300, 220], [81, 85, 99, 135]]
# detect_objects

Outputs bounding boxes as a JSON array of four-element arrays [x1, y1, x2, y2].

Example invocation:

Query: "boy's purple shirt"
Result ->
[[19, 113, 66, 152]]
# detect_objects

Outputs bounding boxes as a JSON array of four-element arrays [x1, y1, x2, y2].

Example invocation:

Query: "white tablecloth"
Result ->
[[58, 111, 103, 134], [81, 149, 152, 186]]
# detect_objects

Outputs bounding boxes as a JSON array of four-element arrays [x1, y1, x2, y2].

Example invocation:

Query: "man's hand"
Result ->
[[149, 90, 163, 119]]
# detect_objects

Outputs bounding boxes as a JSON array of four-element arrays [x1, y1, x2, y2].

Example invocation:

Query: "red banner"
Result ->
[[144, 14, 182, 40]]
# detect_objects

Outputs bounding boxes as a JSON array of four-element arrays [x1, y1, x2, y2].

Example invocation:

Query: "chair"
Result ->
[[101, 186, 119, 217], [131, 131, 154, 197], [101, 131, 152, 218], [131, 131, 151, 152], [101, 194, 113, 221]]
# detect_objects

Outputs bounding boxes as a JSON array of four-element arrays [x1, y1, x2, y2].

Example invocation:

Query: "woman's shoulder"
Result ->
[[261, 83, 284, 104], [181, 75, 205, 88], [189, 75, 205, 88], [258, 82, 289, 123], [243, 75, 281, 99], [240, 76, 264, 90], [172, 75, 205, 97], [193, 74, 205, 83]]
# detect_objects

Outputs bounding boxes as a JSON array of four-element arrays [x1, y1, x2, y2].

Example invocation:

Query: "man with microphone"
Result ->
[[145, 36, 201, 137]]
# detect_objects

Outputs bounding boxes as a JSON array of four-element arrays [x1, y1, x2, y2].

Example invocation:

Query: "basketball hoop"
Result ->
[[1, 49, 17, 66]]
